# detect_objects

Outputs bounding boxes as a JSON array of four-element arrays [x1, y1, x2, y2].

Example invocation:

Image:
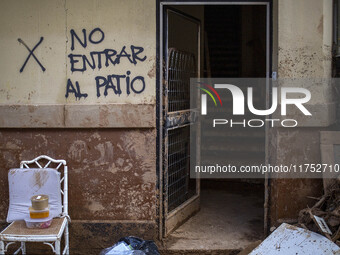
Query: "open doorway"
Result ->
[[158, 1, 271, 251]]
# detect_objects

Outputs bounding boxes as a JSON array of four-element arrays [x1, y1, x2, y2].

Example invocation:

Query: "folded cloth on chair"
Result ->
[[7, 168, 62, 222]]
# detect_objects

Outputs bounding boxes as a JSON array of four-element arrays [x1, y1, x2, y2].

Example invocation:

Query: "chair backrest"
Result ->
[[20, 155, 68, 216]]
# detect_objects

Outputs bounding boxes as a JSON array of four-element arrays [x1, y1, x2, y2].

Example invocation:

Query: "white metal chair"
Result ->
[[0, 155, 70, 255]]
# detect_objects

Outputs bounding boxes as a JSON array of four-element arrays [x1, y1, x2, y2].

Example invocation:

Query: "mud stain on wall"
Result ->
[[147, 56, 156, 79], [68, 140, 88, 163], [269, 128, 325, 225], [279, 47, 320, 77], [94, 141, 114, 166], [0, 129, 156, 221]]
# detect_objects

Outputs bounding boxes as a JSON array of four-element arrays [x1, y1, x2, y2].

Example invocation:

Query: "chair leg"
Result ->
[[20, 242, 26, 255], [0, 240, 4, 255], [65, 223, 69, 255], [55, 240, 61, 255]]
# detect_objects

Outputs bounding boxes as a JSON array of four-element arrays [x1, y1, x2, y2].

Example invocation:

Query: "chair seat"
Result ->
[[0, 218, 67, 242]]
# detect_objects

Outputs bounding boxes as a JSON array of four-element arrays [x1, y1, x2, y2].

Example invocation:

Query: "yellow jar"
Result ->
[[29, 207, 49, 219]]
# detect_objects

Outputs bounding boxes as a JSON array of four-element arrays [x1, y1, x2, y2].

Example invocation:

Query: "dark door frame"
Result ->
[[156, 0, 273, 240]]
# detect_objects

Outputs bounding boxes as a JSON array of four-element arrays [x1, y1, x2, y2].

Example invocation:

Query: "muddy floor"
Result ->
[[163, 182, 264, 252]]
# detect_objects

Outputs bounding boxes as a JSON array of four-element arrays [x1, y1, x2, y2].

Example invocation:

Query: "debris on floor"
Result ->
[[249, 223, 340, 255], [99, 236, 160, 255], [298, 180, 340, 243]]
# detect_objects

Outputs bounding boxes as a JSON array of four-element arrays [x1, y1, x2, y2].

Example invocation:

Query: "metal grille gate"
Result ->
[[164, 48, 196, 213], [167, 126, 190, 211], [167, 49, 195, 112]]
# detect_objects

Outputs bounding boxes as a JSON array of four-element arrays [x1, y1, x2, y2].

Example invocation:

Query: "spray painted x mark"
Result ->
[[18, 37, 46, 73]]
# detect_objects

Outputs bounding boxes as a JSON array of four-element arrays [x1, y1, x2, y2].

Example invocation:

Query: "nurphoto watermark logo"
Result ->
[[189, 78, 323, 179], [195, 80, 312, 128]]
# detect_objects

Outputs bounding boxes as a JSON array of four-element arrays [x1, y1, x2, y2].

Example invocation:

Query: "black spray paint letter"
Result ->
[[65, 79, 88, 100], [18, 37, 46, 73], [70, 28, 105, 51], [95, 72, 145, 97]]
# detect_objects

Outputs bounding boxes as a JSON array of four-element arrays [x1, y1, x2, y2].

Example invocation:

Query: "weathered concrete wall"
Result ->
[[269, 128, 325, 223], [0, 129, 157, 253], [0, 0, 155, 105], [277, 0, 335, 125], [0, 0, 156, 127], [0, 0, 66, 104], [270, 0, 334, 226], [0, 0, 157, 253]]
